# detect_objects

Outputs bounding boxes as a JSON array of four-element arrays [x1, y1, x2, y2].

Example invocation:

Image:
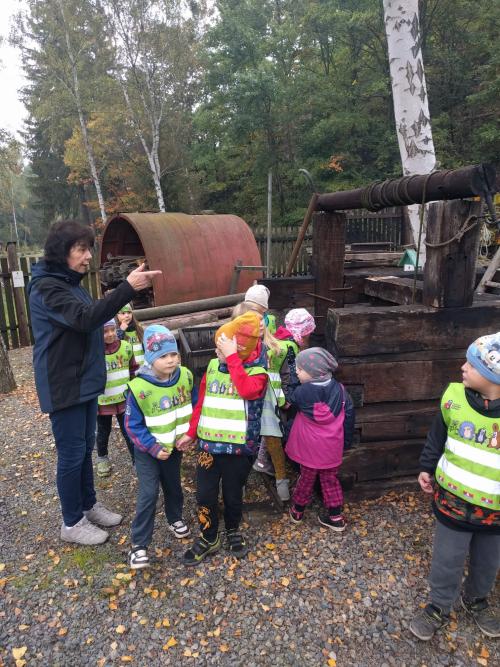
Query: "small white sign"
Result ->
[[12, 270, 25, 288]]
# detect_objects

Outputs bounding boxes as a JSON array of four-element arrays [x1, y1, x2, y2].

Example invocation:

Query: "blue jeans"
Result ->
[[131, 448, 184, 548], [50, 399, 98, 527]]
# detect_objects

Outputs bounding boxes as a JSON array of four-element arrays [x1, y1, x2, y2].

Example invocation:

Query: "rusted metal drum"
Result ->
[[100, 212, 263, 307]]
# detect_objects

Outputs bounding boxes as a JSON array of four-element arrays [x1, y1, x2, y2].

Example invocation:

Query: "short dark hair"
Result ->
[[44, 220, 95, 265]]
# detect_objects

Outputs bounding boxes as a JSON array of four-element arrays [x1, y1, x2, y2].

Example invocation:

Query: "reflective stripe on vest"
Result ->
[[125, 330, 144, 364], [128, 367, 193, 452], [98, 341, 134, 405], [267, 340, 298, 407], [436, 383, 500, 510], [197, 358, 266, 445]]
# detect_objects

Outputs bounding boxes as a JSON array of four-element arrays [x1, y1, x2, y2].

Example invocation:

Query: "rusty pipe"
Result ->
[[316, 163, 497, 212], [133, 293, 245, 321]]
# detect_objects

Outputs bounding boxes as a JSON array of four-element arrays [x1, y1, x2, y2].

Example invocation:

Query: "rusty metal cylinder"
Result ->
[[100, 212, 263, 307]]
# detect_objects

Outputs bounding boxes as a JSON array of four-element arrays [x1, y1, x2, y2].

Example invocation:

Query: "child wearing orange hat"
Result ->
[[177, 312, 268, 565]]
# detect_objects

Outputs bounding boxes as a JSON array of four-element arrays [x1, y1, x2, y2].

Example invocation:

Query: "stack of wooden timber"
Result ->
[[325, 300, 500, 492]]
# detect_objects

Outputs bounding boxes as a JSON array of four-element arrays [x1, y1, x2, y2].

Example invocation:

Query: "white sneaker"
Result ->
[[84, 502, 122, 527], [60, 516, 109, 545], [168, 520, 191, 539], [276, 479, 290, 501], [128, 546, 150, 570]]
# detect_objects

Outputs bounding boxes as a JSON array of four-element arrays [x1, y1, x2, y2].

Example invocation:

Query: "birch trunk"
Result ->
[[383, 0, 436, 264], [120, 82, 166, 212], [57, 0, 107, 224]]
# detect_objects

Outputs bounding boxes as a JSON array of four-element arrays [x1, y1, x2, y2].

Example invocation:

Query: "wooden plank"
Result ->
[[0, 278, 9, 348], [326, 302, 500, 357], [423, 199, 482, 308], [0, 258, 19, 348], [6, 243, 30, 346], [260, 276, 315, 311], [364, 276, 423, 305], [350, 242, 394, 252], [341, 439, 425, 482], [353, 400, 437, 443], [312, 211, 346, 333], [337, 353, 463, 404], [345, 251, 403, 262]]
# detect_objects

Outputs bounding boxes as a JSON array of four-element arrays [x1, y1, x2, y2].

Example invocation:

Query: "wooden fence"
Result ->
[[1, 208, 404, 349], [0, 253, 101, 350], [252, 207, 404, 276]]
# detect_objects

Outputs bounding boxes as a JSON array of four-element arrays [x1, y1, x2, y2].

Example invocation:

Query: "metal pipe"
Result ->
[[316, 163, 496, 212], [133, 292, 245, 321]]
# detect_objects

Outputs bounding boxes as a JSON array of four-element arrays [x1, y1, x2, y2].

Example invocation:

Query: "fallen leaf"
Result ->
[[281, 577, 290, 587], [162, 618, 170, 627], [116, 625, 127, 634], [261, 604, 270, 612], [265, 543, 276, 550], [183, 649, 192, 657], [163, 637, 177, 649], [480, 648, 490, 659], [0, 563, 5, 572], [121, 658, 133, 663], [213, 627, 221, 637], [12, 647, 27, 660], [220, 644, 229, 652], [477, 659, 487, 667], [58, 627, 68, 636], [195, 613, 205, 621], [328, 660, 337, 667]]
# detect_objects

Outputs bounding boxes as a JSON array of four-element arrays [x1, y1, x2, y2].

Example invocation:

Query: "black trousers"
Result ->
[[96, 412, 134, 462], [196, 452, 253, 541]]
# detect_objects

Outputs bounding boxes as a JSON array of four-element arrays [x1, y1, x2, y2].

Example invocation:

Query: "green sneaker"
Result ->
[[409, 604, 448, 641], [183, 535, 220, 566], [461, 596, 500, 638], [224, 529, 248, 558], [97, 459, 112, 478]]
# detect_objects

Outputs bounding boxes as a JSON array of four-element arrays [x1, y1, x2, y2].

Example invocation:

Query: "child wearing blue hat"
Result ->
[[410, 332, 500, 641], [125, 325, 197, 569]]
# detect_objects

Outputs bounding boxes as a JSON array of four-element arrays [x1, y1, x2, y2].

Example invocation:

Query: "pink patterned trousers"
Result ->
[[292, 465, 343, 510]]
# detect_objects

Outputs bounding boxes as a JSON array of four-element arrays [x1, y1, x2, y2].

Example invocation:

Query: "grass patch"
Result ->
[[58, 544, 115, 577]]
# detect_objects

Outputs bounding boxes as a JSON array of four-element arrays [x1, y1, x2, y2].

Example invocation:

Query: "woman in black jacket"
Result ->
[[28, 220, 161, 545]]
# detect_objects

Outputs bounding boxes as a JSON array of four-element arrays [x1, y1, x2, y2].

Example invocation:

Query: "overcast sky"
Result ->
[[0, 0, 27, 138]]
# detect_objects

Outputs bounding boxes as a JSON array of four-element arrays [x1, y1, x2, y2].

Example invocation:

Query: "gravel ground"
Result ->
[[0, 347, 498, 667]]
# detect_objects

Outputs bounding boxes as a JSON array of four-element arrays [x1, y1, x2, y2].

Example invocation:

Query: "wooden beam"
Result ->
[[353, 400, 437, 443], [259, 276, 315, 310], [423, 199, 482, 308], [312, 211, 346, 334], [326, 302, 500, 357], [338, 353, 463, 404], [364, 276, 423, 305], [341, 439, 425, 481]]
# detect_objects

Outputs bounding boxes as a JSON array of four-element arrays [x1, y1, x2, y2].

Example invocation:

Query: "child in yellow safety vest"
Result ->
[[116, 303, 145, 366], [125, 325, 195, 570], [410, 332, 500, 642], [178, 312, 268, 566], [96, 319, 138, 477]]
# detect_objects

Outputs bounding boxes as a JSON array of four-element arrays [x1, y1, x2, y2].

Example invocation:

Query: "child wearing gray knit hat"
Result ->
[[285, 347, 355, 532]]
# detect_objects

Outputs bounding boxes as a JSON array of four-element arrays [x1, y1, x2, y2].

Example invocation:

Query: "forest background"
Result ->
[[0, 0, 498, 247]]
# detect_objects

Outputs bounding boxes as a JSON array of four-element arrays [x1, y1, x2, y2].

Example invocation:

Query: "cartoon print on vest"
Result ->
[[198, 506, 211, 530], [160, 396, 172, 410], [227, 382, 235, 396], [487, 423, 500, 449], [475, 428, 487, 444], [198, 451, 214, 469], [458, 421, 475, 440], [219, 382, 226, 394], [209, 379, 219, 394], [177, 385, 187, 404]]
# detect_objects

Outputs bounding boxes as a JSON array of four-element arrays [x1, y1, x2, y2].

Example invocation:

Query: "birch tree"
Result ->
[[16, 0, 110, 224], [103, 0, 196, 212], [383, 0, 436, 262], [55, 0, 107, 223]]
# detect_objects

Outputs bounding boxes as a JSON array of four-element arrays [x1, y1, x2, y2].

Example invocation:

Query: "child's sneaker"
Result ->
[[289, 505, 304, 524], [409, 603, 449, 641], [168, 520, 191, 539], [461, 595, 500, 638], [318, 513, 346, 532], [97, 458, 112, 477], [224, 529, 248, 558], [252, 458, 275, 476], [276, 479, 290, 501], [183, 535, 221, 566], [128, 546, 150, 570]]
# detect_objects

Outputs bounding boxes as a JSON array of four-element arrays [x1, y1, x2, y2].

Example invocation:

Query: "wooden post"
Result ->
[[423, 199, 482, 308], [0, 336, 16, 393], [311, 211, 346, 335], [6, 242, 31, 347]]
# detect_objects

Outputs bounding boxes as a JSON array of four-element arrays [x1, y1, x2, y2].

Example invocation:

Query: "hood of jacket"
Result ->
[[135, 364, 182, 388], [28, 259, 85, 293]]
